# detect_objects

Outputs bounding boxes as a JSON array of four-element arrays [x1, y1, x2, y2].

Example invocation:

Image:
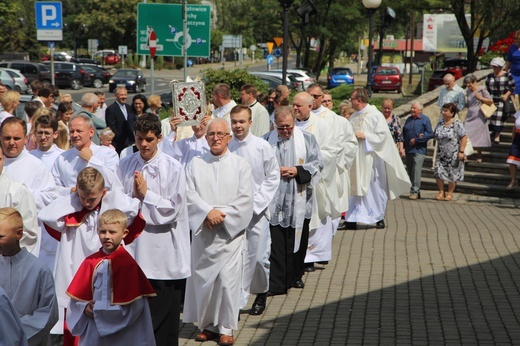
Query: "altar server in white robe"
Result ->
[[1, 117, 59, 258], [0, 208, 58, 346], [52, 113, 121, 196], [29, 115, 64, 170], [0, 286, 29, 346], [346, 88, 411, 229], [263, 106, 322, 295], [29, 115, 64, 273], [160, 115, 210, 167], [0, 145, 38, 252], [228, 105, 280, 316], [212, 83, 237, 124], [184, 118, 254, 346], [239, 84, 270, 137], [38, 167, 143, 340], [307, 83, 358, 236], [292, 92, 338, 270], [117, 113, 190, 346]]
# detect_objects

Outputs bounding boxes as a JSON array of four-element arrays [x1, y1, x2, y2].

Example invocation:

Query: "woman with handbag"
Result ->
[[434, 103, 468, 201], [485, 57, 516, 144], [464, 74, 493, 163]]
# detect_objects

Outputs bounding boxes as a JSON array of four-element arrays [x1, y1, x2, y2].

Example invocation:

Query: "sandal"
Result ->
[[506, 182, 518, 190], [435, 192, 444, 200], [444, 194, 453, 201]]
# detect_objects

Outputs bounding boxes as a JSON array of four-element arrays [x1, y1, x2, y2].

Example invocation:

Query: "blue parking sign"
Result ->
[[35, 2, 63, 29]]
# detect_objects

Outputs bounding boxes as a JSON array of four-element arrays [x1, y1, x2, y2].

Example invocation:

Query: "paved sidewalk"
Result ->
[[179, 191, 520, 345]]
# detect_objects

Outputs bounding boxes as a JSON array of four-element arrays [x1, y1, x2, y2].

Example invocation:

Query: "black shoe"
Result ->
[[345, 222, 357, 230], [249, 293, 267, 315], [376, 220, 385, 229], [304, 262, 315, 272], [316, 261, 329, 265], [292, 279, 305, 289], [337, 220, 348, 230]]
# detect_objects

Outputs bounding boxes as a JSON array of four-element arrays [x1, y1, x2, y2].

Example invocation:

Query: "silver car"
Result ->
[[0, 69, 16, 91], [1, 68, 29, 94]]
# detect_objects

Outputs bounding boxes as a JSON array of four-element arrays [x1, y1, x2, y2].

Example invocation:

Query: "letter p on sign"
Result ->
[[42, 5, 56, 26]]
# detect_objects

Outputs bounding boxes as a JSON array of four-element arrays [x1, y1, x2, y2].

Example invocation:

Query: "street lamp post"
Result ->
[[362, 0, 381, 94], [278, 0, 295, 86]]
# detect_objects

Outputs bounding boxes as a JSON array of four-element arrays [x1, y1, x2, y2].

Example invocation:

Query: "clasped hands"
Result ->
[[280, 166, 297, 179], [204, 209, 226, 229]]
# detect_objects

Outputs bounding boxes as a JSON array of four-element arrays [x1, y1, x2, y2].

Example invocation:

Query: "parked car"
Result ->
[[0, 61, 52, 84], [372, 66, 402, 93], [1, 68, 29, 94], [251, 74, 286, 90], [73, 57, 101, 66], [42, 61, 86, 90], [250, 71, 302, 91], [93, 50, 120, 65], [80, 64, 111, 88], [54, 52, 73, 62], [108, 69, 146, 93], [327, 67, 354, 88], [271, 69, 316, 90], [0, 69, 16, 90]]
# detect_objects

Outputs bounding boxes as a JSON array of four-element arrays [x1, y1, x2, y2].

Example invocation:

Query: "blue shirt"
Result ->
[[403, 114, 433, 155]]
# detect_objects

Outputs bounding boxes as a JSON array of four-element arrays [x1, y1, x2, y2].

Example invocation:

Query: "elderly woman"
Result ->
[[403, 102, 433, 200], [339, 99, 355, 119], [147, 94, 162, 116], [464, 74, 493, 163], [381, 98, 405, 157], [486, 57, 516, 143], [132, 94, 149, 117], [434, 103, 468, 201], [0, 90, 21, 122]]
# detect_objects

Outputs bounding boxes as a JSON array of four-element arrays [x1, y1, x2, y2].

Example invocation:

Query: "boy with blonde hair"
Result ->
[[39, 167, 144, 344], [0, 207, 58, 346], [66, 209, 156, 345]]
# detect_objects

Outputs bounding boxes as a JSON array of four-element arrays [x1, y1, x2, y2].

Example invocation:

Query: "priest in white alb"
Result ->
[[228, 105, 280, 316], [346, 88, 411, 229], [183, 118, 254, 346], [239, 84, 270, 137], [211, 84, 237, 125]]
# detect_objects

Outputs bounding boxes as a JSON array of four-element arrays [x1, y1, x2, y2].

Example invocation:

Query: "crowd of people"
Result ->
[[0, 56, 519, 345]]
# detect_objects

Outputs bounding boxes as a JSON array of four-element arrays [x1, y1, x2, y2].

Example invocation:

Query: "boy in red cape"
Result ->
[[66, 209, 156, 345]]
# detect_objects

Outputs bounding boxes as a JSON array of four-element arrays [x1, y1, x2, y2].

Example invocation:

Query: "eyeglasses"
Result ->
[[36, 131, 54, 137], [310, 94, 323, 99], [276, 126, 294, 131], [206, 131, 229, 139]]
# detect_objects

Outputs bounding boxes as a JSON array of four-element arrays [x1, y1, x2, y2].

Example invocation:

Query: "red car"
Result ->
[[372, 67, 402, 93], [104, 53, 120, 65]]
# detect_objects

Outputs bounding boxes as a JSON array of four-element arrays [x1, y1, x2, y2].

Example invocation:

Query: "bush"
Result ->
[[201, 68, 268, 102]]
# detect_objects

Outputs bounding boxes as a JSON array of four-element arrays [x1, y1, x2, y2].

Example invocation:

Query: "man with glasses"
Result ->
[[228, 105, 280, 316], [345, 88, 410, 230], [263, 106, 322, 296], [184, 118, 254, 346]]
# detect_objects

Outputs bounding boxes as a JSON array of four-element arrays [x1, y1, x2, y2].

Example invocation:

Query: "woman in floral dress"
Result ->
[[382, 98, 405, 158], [434, 103, 468, 201]]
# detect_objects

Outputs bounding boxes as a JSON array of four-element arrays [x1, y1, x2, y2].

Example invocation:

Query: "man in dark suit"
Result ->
[[105, 87, 136, 154]]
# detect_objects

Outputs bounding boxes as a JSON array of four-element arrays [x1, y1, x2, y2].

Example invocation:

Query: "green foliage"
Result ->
[[125, 54, 134, 68], [201, 68, 268, 102]]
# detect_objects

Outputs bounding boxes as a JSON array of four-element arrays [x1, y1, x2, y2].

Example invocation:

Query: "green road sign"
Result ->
[[137, 3, 211, 57]]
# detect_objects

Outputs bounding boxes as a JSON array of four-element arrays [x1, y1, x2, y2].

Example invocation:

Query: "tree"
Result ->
[[448, 0, 520, 71]]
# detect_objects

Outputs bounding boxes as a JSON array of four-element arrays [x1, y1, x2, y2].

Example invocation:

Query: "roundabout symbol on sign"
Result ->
[[173, 28, 192, 51]]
